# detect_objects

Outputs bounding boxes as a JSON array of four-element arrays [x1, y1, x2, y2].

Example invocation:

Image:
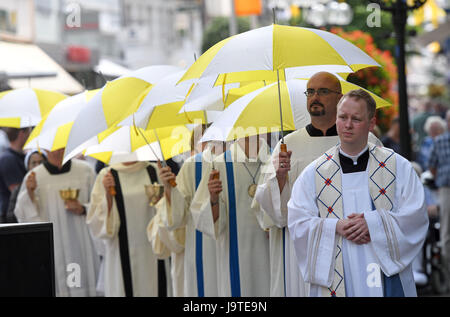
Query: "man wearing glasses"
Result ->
[[254, 72, 382, 297]]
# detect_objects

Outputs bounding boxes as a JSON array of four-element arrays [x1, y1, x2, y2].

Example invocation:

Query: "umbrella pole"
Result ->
[[132, 120, 177, 187], [276, 69, 287, 153], [131, 115, 164, 163], [153, 128, 177, 187], [273, 10, 287, 152]]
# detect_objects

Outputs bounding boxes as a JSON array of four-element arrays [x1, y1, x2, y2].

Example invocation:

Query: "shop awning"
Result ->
[[0, 41, 84, 95]]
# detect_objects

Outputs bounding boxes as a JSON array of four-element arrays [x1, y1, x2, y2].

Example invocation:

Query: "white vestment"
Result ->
[[87, 162, 171, 297], [255, 128, 382, 296], [287, 145, 429, 297], [191, 141, 271, 297], [157, 148, 219, 296], [14, 160, 99, 297], [147, 205, 183, 297]]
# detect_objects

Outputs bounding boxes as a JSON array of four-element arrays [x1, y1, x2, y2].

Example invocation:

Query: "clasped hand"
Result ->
[[336, 213, 371, 245]]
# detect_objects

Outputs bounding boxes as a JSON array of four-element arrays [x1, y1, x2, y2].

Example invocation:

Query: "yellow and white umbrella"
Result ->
[[180, 65, 355, 116], [24, 89, 99, 151], [118, 71, 207, 130], [178, 24, 379, 84], [200, 78, 391, 142], [64, 65, 182, 161], [0, 88, 66, 128], [64, 74, 206, 164], [83, 125, 194, 165]]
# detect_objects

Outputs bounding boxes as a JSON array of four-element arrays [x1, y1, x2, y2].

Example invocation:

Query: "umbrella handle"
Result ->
[[109, 186, 116, 196], [280, 143, 288, 153], [169, 179, 177, 187]]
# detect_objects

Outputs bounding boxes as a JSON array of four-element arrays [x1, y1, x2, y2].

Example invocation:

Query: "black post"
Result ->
[[392, 1, 412, 161], [371, 0, 427, 161]]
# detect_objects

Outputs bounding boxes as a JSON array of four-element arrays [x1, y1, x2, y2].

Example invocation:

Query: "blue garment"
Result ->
[[416, 136, 434, 170], [428, 132, 450, 187], [224, 150, 241, 297], [0, 148, 26, 218], [194, 153, 205, 297]]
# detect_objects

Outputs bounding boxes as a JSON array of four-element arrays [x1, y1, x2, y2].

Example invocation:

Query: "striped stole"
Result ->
[[194, 153, 205, 297], [314, 142, 396, 297], [110, 165, 166, 297], [224, 150, 241, 297]]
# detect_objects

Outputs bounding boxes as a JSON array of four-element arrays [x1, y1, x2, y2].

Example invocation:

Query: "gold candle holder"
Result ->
[[59, 188, 80, 208], [144, 183, 164, 206]]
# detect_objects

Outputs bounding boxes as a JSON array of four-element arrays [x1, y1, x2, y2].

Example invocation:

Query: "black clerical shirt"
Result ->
[[44, 160, 72, 175], [339, 149, 369, 174], [305, 123, 338, 137]]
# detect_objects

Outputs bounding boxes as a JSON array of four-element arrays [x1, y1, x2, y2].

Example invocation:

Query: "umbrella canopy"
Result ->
[[211, 64, 355, 87], [63, 73, 206, 164], [83, 125, 194, 165], [178, 24, 379, 84], [179, 65, 356, 114], [64, 65, 182, 161], [118, 70, 202, 129], [200, 78, 391, 142], [0, 88, 66, 128], [24, 89, 99, 151], [201, 79, 310, 142]]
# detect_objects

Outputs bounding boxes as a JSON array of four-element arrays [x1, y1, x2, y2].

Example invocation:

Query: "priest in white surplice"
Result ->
[[156, 141, 223, 297], [288, 89, 429, 297], [87, 161, 171, 297], [255, 72, 382, 296], [14, 149, 99, 297], [191, 136, 271, 297]]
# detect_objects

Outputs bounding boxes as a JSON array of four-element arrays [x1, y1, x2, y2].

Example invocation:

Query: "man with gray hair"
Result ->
[[288, 89, 428, 296], [428, 109, 450, 275], [416, 115, 446, 170]]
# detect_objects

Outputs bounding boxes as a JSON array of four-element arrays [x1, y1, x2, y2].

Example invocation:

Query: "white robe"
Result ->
[[158, 148, 219, 296], [147, 203, 183, 297], [191, 141, 271, 297], [87, 162, 171, 297], [14, 160, 99, 297], [255, 128, 382, 296], [287, 149, 429, 297]]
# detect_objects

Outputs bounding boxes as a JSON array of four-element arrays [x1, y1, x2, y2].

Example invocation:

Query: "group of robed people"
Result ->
[[14, 71, 428, 297]]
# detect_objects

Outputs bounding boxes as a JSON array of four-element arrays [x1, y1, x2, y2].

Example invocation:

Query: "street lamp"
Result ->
[[369, 0, 427, 161]]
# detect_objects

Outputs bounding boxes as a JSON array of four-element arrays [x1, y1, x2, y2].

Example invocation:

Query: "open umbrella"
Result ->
[[83, 124, 194, 165], [179, 65, 356, 115], [0, 88, 66, 128], [179, 24, 380, 148], [63, 65, 182, 162], [178, 24, 379, 84], [200, 78, 391, 143], [117, 70, 212, 131], [24, 89, 99, 151], [63, 69, 207, 163]]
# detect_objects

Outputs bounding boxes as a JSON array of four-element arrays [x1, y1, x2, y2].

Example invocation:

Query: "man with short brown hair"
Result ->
[[255, 73, 382, 296], [288, 89, 428, 297]]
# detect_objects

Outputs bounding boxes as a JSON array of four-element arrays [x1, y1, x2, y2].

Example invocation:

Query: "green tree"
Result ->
[[201, 17, 251, 53]]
